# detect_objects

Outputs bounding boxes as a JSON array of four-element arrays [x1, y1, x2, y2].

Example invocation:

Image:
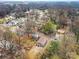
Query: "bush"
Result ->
[[50, 54, 61, 59], [46, 41, 59, 55], [41, 41, 59, 59], [41, 20, 57, 34]]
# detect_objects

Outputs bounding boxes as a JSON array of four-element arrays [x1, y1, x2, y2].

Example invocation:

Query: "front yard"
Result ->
[[75, 55, 79, 59]]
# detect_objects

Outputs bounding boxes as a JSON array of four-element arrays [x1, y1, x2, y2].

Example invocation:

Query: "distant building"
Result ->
[[37, 37, 47, 47], [31, 32, 39, 40], [55, 29, 65, 40]]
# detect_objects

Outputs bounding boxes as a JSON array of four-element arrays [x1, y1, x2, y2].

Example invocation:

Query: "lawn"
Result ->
[[49, 55, 79, 59], [0, 18, 4, 24], [75, 55, 79, 59], [50, 54, 61, 59]]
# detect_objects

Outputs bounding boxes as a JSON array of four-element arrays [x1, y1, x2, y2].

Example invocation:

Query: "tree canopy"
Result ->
[[42, 20, 57, 34]]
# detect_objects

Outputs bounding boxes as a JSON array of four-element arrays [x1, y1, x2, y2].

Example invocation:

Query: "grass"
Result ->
[[0, 17, 12, 24], [49, 55, 79, 59], [0, 18, 4, 24], [75, 55, 79, 59], [50, 54, 61, 59]]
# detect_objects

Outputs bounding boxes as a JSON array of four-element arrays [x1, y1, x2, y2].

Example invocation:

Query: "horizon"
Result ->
[[0, 0, 79, 2]]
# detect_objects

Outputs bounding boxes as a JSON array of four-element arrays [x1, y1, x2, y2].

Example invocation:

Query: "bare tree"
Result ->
[[24, 20, 36, 37], [0, 29, 24, 59], [59, 32, 76, 59]]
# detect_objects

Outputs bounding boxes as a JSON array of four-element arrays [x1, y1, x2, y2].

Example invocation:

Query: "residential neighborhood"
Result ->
[[0, 1, 79, 59]]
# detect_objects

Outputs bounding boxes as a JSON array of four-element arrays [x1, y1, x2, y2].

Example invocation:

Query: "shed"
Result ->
[[37, 37, 47, 47]]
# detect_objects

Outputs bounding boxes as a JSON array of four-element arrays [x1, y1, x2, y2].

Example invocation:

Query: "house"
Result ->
[[31, 32, 39, 40], [37, 37, 47, 47], [57, 29, 65, 34], [6, 20, 18, 26], [55, 29, 65, 40]]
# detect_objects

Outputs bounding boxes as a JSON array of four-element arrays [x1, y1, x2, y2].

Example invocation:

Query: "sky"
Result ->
[[0, 0, 79, 2]]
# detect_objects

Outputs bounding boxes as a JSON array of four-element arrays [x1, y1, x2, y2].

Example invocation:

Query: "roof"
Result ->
[[57, 29, 65, 34], [37, 37, 47, 47], [32, 33, 39, 39]]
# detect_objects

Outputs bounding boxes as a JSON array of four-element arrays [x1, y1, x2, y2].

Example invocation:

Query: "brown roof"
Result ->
[[37, 37, 47, 47], [57, 29, 65, 34]]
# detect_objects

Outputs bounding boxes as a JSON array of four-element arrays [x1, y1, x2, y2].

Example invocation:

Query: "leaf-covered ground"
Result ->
[[75, 55, 79, 59]]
